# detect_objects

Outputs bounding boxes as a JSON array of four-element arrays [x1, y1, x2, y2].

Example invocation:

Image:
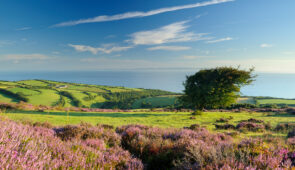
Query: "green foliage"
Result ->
[[101, 90, 175, 109], [132, 95, 179, 109], [180, 67, 255, 110], [140, 101, 152, 108]]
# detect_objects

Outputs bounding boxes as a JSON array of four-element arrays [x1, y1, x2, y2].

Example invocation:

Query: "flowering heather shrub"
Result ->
[[54, 122, 121, 147], [236, 122, 265, 132], [2, 117, 295, 169], [0, 118, 143, 169], [117, 124, 295, 169], [117, 124, 233, 169]]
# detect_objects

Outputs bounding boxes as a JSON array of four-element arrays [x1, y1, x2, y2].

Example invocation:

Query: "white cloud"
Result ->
[[129, 21, 210, 45], [1, 54, 52, 63], [260, 43, 273, 48], [68, 44, 133, 54], [195, 12, 208, 19], [206, 37, 233, 43], [147, 46, 191, 51], [16, 27, 32, 31], [79, 57, 295, 73], [53, 0, 234, 27]]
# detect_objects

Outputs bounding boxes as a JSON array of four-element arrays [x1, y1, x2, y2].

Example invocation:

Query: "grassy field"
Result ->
[[257, 98, 295, 105], [2, 110, 295, 137], [0, 79, 175, 109]]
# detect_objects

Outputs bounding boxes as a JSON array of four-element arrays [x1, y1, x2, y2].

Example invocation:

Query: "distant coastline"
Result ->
[[0, 71, 295, 98]]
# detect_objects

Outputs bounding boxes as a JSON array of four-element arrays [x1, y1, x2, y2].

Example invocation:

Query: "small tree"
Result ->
[[180, 67, 255, 111]]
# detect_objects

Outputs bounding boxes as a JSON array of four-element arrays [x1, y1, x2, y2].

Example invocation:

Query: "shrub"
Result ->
[[184, 124, 201, 131], [192, 110, 203, 116], [240, 118, 264, 123], [229, 103, 257, 109], [214, 123, 236, 130], [33, 121, 53, 129], [54, 123, 121, 147], [0, 119, 143, 169], [117, 125, 232, 169], [2, 119, 295, 169], [260, 104, 279, 108], [215, 118, 229, 123], [236, 122, 265, 132]]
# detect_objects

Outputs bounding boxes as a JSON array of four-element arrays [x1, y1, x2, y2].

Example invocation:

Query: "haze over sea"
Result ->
[[0, 71, 294, 99]]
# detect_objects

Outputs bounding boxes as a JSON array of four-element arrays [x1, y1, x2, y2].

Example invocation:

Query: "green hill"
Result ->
[[0, 79, 177, 109]]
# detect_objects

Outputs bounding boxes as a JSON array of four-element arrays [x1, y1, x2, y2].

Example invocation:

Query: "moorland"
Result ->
[[1, 79, 295, 169]]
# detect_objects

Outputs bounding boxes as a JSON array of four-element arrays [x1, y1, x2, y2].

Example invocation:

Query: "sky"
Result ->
[[0, 0, 295, 73]]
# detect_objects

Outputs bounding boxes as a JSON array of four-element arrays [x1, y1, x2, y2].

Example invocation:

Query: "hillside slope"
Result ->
[[0, 79, 177, 109]]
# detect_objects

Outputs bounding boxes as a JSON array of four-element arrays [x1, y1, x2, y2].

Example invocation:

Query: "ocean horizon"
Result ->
[[0, 70, 294, 99]]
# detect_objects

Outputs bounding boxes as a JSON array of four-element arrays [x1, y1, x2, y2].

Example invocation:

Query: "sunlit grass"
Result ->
[[3, 110, 295, 138]]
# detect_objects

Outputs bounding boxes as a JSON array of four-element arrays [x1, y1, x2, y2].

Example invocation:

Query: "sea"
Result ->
[[0, 70, 294, 99]]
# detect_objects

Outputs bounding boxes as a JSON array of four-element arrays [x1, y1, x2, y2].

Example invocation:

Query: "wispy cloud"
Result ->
[[53, 0, 234, 27], [16, 27, 32, 31], [1, 54, 52, 63], [147, 45, 191, 51], [260, 43, 273, 48], [206, 37, 233, 43], [69, 44, 133, 54], [195, 12, 208, 19], [129, 21, 211, 45]]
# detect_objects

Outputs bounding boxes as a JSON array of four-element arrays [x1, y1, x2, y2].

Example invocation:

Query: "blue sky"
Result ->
[[0, 0, 295, 72]]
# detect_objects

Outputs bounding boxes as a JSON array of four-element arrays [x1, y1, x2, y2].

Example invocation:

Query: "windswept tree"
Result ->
[[180, 67, 255, 111]]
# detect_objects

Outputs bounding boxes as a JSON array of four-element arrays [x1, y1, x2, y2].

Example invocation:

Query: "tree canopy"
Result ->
[[180, 67, 256, 110]]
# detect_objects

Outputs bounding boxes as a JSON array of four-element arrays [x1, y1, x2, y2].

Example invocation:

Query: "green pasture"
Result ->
[[17, 80, 49, 86], [2, 111, 295, 137], [8, 87, 40, 96], [27, 89, 60, 106], [257, 99, 295, 105]]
